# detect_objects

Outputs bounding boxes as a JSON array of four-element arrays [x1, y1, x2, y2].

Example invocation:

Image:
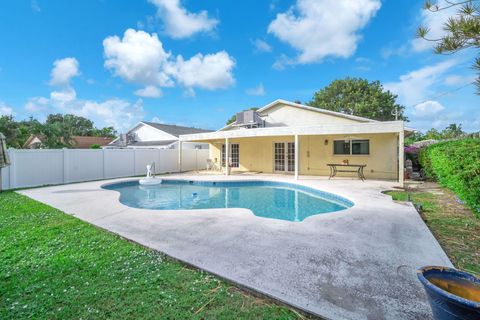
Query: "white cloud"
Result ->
[[25, 94, 144, 131], [355, 57, 370, 64], [172, 51, 235, 90], [31, 0, 40, 12], [26, 56, 145, 131], [148, 0, 218, 39], [80, 99, 144, 130], [246, 83, 266, 96], [412, 100, 445, 117], [135, 85, 163, 98], [413, 109, 467, 132], [412, 0, 456, 52], [50, 58, 80, 86], [444, 74, 477, 86], [0, 101, 13, 116], [50, 87, 77, 103], [103, 29, 173, 87], [252, 39, 272, 53], [151, 116, 164, 123], [103, 29, 235, 94], [25, 97, 49, 113], [268, 0, 381, 64], [355, 57, 372, 71], [381, 1, 457, 58], [183, 87, 196, 97], [380, 44, 409, 59], [384, 59, 457, 105], [272, 54, 294, 70]]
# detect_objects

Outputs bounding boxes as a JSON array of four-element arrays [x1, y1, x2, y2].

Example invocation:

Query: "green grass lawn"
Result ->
[[0, 191, 303, 319], [385, 189, 480, 276]]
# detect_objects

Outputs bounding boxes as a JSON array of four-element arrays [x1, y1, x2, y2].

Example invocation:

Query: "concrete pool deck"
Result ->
[[19, 174, 452, 319]]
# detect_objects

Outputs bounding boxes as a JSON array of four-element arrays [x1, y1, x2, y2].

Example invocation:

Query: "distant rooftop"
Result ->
[[142, 121, 212, 137]]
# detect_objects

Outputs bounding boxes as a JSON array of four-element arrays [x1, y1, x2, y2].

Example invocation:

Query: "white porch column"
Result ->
[[178, 141, 183, 172], [398, 130, 404, 188], [294, 134, 299, 180], [225, 138, 230, 176]]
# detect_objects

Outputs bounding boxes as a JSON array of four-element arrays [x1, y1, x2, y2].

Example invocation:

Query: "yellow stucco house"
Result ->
[[180, 100, 411, 185]]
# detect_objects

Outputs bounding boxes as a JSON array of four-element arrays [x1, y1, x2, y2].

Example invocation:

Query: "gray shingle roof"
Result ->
[[142, 121, 212, 137], [108, 140, 177, 147]]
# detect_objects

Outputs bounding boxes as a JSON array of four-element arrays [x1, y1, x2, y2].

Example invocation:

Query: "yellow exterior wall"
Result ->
[[298, 134, 398, 180], [223, 104, 365, 131], [206, 133, 398, 180]]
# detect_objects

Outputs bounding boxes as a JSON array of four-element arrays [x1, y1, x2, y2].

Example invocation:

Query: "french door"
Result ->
[[221, 144, 239, 168], [274, 142, 295, 173]]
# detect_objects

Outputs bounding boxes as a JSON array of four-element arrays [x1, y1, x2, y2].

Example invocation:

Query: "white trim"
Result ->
[[178, 141, 182, 172], [294, 135, 299, 180], [181, 121, 405, 141], [398, 131, 404, 187], [332, 139, 370, 156], [225, 138, 230, 176]]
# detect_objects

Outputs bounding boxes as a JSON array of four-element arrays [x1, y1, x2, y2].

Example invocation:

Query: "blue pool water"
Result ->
[[103, 180, 353, 222]]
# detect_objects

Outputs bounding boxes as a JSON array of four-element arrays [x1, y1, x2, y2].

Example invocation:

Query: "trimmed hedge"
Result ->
[[419, 138, 480, 216]]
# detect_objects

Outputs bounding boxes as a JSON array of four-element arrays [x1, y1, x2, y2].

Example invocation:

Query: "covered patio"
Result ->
[[179, 121, 406, 186]]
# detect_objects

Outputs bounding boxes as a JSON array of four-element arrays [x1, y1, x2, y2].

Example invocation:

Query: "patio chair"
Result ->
[[206, 159, 220, 171]]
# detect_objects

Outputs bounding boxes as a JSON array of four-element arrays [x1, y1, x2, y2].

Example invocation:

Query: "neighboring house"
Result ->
[[107, 121, 211, 149], [409, 139, 438, 148], [23, 135, 113, 149], [180, 99, 413, 185]]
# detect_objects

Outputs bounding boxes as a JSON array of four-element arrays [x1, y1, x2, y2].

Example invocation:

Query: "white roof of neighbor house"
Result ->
[[141, 121, 212, 136], [109, 121, 212, 145]]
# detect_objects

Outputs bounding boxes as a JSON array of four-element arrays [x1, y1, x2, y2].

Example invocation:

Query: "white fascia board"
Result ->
[[180, 121, 405, 141]]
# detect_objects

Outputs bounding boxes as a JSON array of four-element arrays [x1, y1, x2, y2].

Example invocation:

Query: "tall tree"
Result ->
[[307, 78, 407, 121], [46, 114, 96, 136], [92, 126, 117, 138], [417, 0, 480, 93], [0, 115, 20, 148], [442, 123, 465, 138], [18, 117, 43, 145], [0, 114, 118, 149]]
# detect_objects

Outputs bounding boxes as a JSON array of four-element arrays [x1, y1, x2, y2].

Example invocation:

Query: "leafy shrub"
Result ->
[[419, 138, 480, 216], [90, 144, 101, 149]]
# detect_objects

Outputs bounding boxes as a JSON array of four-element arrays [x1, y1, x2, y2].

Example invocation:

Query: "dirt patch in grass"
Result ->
[[385, 182, 480, 276]]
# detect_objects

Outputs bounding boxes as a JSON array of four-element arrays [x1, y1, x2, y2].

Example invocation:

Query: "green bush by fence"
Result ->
[[419, 138, 480, 216]]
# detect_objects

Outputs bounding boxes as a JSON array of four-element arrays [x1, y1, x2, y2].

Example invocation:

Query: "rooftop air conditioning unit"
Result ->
[[126, 132, 136, 144], [235, 110, 264, 128], [117, 133, 127, 147]]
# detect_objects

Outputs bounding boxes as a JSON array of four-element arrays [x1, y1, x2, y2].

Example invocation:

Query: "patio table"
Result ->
[[327, 163, 366, 181]]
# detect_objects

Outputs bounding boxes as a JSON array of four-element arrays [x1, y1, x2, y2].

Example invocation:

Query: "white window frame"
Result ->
[[221, 143, 239, 168], [333, 139, 370, 156]]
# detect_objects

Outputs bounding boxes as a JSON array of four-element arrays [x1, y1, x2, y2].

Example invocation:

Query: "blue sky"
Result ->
[[0, 0, 478, 132]]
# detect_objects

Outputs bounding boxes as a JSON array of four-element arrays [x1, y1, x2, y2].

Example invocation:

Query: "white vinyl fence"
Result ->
[[0, 148, 209, 190]]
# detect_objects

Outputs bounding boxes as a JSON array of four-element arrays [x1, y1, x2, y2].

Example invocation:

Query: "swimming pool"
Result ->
[[103, 180, 354, 222]]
